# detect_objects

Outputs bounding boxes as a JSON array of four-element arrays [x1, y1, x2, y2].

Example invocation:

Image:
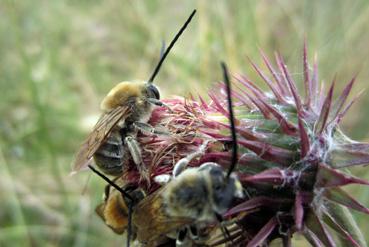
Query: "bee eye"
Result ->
[[147, 84, 160, 99]]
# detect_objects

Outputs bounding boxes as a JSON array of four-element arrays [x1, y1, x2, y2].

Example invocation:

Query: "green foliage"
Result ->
[[1, 0, 369, 246]]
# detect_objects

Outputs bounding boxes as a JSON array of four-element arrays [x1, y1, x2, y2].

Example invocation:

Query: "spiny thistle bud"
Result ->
[[117, 43, 369, 246]]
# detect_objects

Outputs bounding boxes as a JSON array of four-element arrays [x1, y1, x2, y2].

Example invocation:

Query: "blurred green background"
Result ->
[[1, 0, 369, 246]]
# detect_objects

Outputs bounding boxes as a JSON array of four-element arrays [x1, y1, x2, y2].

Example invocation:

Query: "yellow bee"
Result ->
[[72, 10, 197, 179], [95, 176, 146, 235], [90, 80, 162, 178]]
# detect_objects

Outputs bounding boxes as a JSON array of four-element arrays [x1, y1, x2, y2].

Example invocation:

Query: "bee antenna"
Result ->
[[215, 213, 234, 244], [159, 40, 166, 59], [87, 165, 133, 201], [221, 62, 238, 178], [147, 9, 196, 83]]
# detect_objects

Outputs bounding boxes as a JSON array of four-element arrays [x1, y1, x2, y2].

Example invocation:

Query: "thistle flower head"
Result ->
[[121, 45, 369, 246]]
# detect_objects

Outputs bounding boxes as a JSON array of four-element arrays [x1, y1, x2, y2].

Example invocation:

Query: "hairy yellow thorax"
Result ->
[[100, 81, 146, 112]]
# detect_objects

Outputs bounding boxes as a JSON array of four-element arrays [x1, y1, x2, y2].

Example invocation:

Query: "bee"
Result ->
[[133, 162, 244, 246], [90, 167, 176, 246], [72, 9, 197, 178], [94, 176, 145, 235], [132, 63, 244, 246], [91, 80, 162, 178]]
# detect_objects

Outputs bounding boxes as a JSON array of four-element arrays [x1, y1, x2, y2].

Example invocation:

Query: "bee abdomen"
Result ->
[[94, 131, 128, 175], [96, 143, 124, 158], [105, 137, 123, 145]]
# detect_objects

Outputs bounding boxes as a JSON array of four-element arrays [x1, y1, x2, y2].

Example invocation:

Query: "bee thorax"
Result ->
[[163, 170, 214, 221], [100, 81, 146, 112]]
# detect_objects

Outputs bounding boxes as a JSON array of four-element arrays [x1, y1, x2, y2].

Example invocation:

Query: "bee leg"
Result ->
[[173, 140, 210, 177], [153, 174, 172, 185], [187, 224, 199, 241], [125, 136, 149, 180], [147, 98, 173, 112], [198, 162, 220, 171], [176, 227, 191, 246], [125, 136, 142, 165], [133, 122, 170, 136], [215, 213, 234, 245]]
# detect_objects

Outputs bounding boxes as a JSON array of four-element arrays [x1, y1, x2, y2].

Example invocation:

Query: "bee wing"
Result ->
[[72, 106, 130, 173], [133, 188, 193, 244]]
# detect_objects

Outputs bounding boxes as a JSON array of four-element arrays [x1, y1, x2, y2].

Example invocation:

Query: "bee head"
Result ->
[[146, 83, 160, 100]]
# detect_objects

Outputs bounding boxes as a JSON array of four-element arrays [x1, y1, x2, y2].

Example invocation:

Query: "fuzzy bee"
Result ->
[[72, 10, 197, 179], [91, 80, 162, 178], [88, 62, 244, 247], [133, 157, 244, 246], [94, 176, 146, 235]]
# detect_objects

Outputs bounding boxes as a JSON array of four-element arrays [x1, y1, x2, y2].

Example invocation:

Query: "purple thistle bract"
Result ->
[[122, 44, 369, 246]]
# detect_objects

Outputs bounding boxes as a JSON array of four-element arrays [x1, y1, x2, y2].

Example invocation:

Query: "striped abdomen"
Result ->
[[94, 130, 128, 175]]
